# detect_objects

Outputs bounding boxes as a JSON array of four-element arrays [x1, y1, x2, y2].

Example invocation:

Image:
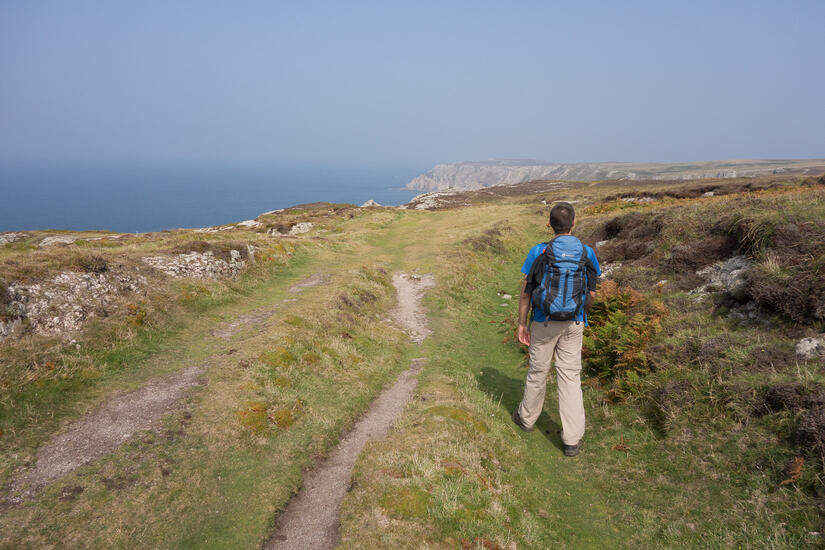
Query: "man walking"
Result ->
[[512, 202, 600, 457]]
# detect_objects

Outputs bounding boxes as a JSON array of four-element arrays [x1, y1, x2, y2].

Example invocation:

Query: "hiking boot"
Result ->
[[563, 439, 583, 457], [511, 408, 534, 432]]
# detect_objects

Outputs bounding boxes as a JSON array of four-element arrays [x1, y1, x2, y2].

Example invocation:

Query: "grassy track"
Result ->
[[340, 192, 824, 549]]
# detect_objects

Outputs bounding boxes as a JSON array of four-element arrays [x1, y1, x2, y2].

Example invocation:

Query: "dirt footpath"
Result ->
[[10, 365, 204, 500], [265, 272, 435, 550]]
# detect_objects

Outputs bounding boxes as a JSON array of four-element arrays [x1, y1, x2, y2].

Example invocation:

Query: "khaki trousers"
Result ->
[[517, 320, 585, 445]]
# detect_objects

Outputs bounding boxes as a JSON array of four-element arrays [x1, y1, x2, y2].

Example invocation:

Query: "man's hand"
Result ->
[[517, 324, 530, 346]]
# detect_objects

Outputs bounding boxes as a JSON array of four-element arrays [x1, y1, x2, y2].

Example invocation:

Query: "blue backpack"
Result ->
[[525, 237, 597, 322]]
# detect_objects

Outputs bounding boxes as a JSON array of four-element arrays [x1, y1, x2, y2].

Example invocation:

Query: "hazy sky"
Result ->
[[1, 1, 823, 166]]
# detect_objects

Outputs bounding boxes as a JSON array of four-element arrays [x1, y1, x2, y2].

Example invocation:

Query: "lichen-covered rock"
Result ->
[[691, 255, 752, 300], [288, 222, 313, 235], [39, 235, 78, 247], [142, 250, 248, 280], [599, 262, 622, 279], [402, 189, 463, 210], [796, 336, 825, 362], [0, 271, 147, 340], [267, 222, 314, 237], [0, 232, 29, 245], [236, 219, 263, 229]]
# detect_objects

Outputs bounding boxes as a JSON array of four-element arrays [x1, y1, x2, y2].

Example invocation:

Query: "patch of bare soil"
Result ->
[[212, 273, 324, 338], [212, 309, 278, 338], [265, 272, 435, 550], [288, 272, 324, 293], [9, 366, 204, 500], [390, 273, 436, 343]]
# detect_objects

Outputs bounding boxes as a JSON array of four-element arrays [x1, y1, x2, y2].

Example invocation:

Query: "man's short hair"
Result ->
[[549, 202, 575, 234]]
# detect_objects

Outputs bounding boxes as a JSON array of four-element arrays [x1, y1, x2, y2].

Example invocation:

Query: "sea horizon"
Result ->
[[0, 161, 426, 233]]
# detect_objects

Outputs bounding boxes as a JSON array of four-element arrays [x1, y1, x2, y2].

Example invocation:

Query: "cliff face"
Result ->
[[406, 159, 825, 191]]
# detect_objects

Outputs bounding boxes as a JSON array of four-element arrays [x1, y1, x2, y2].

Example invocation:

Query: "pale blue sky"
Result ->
[[1, 1, 823, 166]]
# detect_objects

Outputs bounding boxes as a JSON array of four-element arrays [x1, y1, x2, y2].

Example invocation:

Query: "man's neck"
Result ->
[[554, 232, 573, 237]]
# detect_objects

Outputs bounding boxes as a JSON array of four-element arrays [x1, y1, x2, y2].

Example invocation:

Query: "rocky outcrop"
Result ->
[[0, 232, 29, 245], [406, 159, 825, 191], [268, 222, 314, 236], [39, 235, 79, 247], [401, 189, 465, 210], [235, 219, 263, 229], [142, 249, 249, 280], [1, 271, 147, 340], [360, 199, 381, 207], [691, 255, 752, 301]]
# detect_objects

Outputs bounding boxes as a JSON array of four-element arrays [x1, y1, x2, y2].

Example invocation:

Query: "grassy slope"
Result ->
[[2, 177, 824, 548], [340, 179, 825, 549]]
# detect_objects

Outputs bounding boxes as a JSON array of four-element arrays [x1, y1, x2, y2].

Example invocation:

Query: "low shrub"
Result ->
[[76, 254, 108, 273], [583, 279, 668, 401]]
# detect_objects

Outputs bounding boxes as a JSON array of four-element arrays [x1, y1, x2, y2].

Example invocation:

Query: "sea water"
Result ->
[[0, 162, 425, 233]]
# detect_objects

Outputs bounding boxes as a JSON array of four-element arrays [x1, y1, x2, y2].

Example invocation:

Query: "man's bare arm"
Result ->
[[517, 276, 530, 346]]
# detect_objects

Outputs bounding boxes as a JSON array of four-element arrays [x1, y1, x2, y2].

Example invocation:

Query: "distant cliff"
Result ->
[[406, 159, 825, 191]]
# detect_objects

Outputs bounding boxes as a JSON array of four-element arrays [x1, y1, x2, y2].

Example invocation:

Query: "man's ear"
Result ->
[[572, 219, 577, 229]]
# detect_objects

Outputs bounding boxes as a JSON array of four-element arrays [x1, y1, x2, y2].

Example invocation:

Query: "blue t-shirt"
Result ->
[[520, 235, 601, 324]]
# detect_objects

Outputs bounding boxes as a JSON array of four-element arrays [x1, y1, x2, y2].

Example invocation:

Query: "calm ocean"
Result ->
[[0, 162, 425, 233]]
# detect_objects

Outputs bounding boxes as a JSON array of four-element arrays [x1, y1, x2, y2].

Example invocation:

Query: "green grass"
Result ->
[[339, 200, 824, 549], [2, 178, 824, 548]]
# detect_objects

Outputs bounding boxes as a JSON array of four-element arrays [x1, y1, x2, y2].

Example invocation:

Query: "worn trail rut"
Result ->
[[265, 272, 435, 550], [10, 365, 204, 500], [9, 272, 327, 501]]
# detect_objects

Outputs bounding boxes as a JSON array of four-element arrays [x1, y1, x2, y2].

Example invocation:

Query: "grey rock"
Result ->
[[796, 336, 825, 361], [142, 250, 248, 280], [360, 199, 381, 207], [600, 262, 622, 279], [289, 222, 313, 235], [39, 235, 78, 247], [1, 270, 147, 341], [692, 255, 752, 301], [0, 232, 29, 245]]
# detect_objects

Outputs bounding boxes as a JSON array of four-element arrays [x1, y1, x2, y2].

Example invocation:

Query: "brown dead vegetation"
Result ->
[[797, 407, 825, 457], [666, 235, 737, 271], [464, 227, 507, 255]]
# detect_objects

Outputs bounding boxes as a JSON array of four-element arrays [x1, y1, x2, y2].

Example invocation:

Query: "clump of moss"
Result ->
[[270, 407, 295, 429], [235, 401, 269, 433], [379, 486, 431, 519], [426, 405, 489, 433], [259, 347, 294, 369], [301, 351, 320, 365], [272, 375, 290, 388], [285, 315, 309, 328]]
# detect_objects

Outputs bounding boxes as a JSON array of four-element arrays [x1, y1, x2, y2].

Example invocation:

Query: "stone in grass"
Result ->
[[379, 486, 431, 519], [796, 336, 825, 362]]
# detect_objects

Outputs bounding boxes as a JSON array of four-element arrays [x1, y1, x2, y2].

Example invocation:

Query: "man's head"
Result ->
[[549, 202, 575, 234]]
